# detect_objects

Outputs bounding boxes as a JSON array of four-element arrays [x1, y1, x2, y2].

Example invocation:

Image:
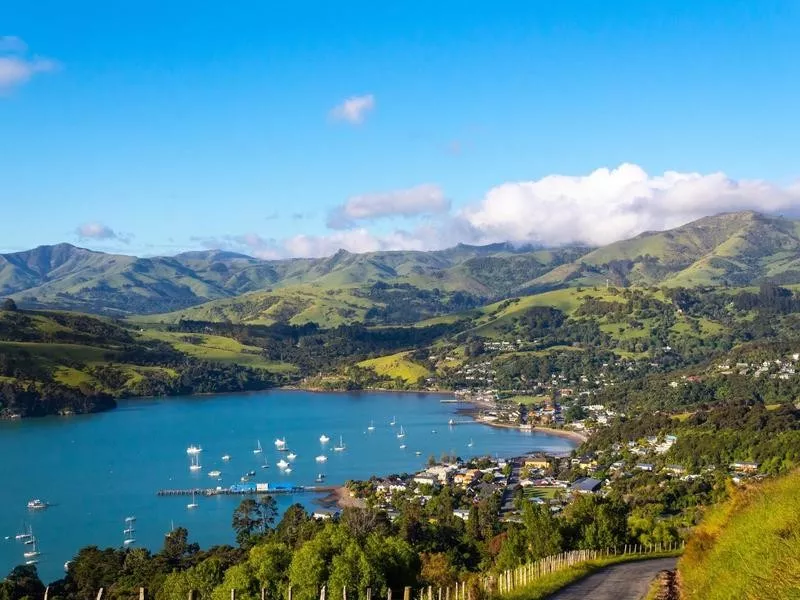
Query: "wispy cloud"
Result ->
[[327, 184, 449, 229], [329, 94, 375, 124], [0, 36, 57, 93]]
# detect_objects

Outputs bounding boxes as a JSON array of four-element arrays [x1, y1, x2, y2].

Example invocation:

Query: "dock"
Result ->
[[157, 485, 336, 497]]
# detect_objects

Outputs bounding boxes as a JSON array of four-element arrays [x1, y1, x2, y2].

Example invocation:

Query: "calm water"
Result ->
[[0, 390, 575, 582]]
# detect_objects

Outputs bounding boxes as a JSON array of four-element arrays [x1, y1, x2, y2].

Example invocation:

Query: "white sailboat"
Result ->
[[333, 436, 346, 451], [123, 517, 136, 546], [274, 438, 286, 449], [399, 443, 407, 450], [448, 418, 455, 426], [287, 451, 297, 460], [187, 492, 198, 510], [390, 416, 396, 426], [367, 420, 375, 431], [467, 439, 474, 448], [284, 467, 292, 474], [208, 469, 221, 478], [261, 455, 270, 469], [222, 454, 231, 461], [319, 434, 330, 443], [315, 454, 328, 462], [189, 454, 202, 471], [23, 535, 39, 564], [277, 459, 289, 469], [186, 444, 202, 455], [253, 440, 263, 454], [396, 426, 405, 439], [165, 520, 175, 537], [15, 525, 32, 542]]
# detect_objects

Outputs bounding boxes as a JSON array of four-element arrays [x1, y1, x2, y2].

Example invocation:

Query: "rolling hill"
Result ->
[[4, 212, 800, 321]]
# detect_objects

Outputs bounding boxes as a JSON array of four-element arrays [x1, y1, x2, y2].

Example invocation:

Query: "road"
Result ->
[[545, 557, 677, 600]]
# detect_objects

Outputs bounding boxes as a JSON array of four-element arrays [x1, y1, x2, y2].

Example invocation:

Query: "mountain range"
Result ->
[[2, 211, 800, 320]]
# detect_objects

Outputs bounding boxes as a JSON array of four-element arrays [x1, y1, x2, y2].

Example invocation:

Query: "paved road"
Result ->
[[545, 557, 677, 600]]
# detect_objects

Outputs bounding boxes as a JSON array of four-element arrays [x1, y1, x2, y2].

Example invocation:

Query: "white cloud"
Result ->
[[76, 222, 118, 241], [327, 184, 449, 229], [0, 36, 57, 92], [329, 94, 375, 124], [197, 164, 800, 259], [460, 164, 800, 247]]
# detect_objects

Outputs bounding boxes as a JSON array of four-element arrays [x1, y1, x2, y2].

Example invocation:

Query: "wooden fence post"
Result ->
[[188, 591, 198, 600], [366, 588, 372, 600], [288, 586, 293, 600], [140, 588, 146, 600], [387, 588, 392, 600], [43, 587, 49, 600], [320, 586, 327, 600], [96, 589, 104, 600], [343, 586, 347, 600], [261, 588, 266, 600], [403, 587, 411, 600]]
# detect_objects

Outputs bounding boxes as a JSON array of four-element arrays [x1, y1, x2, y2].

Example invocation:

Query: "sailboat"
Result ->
[[284, 467, 292, 474], [274, 438, 286, 449], [186, 444, 202, 455], [187, 491, 199, 509], [287, 451, 297, 460], [319, 434, 330, 443], [390, 416, 396, 426], [399, 443, 407, 450], [222, 454, 231, 461], [208, 469, 222, 478], [396, 426, 406, 439], [315, 454, 328, 463], [189, 454, 202, 471], [277, 459, 289, 469], [15, 525, 32, 542], [123, 517, 136, 546], [23, 535, 39, 564], [253, 440, 263, 454], [467, 439, 474, 448], [261, 455, 270, 469], [333, 436, 346, 451], [367, 420, 375, 431], [165, 520, 175, 537]]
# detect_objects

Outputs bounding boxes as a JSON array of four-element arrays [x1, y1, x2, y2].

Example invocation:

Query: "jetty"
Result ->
[[157, 483, 336, 497]]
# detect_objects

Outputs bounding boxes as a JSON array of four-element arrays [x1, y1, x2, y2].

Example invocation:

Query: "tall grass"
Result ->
[[679, 470, 800, 599]]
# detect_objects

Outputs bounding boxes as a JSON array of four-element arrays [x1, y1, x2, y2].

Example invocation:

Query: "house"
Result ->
[[524, 454, 552, 471], [571, 477, 603, 494], [452, 509, 471, 521], [413, 474, 439, 488], [454, 469, 481, 487], [730, 461, 760, 473], [635, 463, 655, 472], [313, 509, 341, 520]]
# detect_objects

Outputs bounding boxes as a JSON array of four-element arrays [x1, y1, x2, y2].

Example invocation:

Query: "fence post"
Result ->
[[188, 591, 198, 600], [140, 588, 146, 600], [343, 586, 347, 600], [96, 590, 104, 600], [288, 586, 293, 600], [403, 587, 411, 600], [231, 590, 236, 600], [261, 588, 266, 600], [366, 588, 372, 600], [320, 586, 327, 600], [387, 588, 392, 600]]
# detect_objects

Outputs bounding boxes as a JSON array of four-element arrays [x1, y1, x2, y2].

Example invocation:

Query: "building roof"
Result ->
[[571, 477, 603, 492]]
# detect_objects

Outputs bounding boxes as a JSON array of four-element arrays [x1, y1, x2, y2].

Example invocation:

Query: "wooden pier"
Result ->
[[157, 485, 336, 497]]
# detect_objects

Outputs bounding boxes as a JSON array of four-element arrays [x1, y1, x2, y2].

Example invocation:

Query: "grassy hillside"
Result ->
[[679, 470, 800, 599], [356, 351, 432, 384], [530, 211, 800, 289]]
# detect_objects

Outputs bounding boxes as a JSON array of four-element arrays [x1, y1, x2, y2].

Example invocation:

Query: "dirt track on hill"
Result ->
[[545, 557, 678, 600]]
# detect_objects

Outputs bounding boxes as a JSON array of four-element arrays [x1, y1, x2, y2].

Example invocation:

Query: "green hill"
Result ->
[[530, 211, 800, 289], [679, 470, 800, 599]]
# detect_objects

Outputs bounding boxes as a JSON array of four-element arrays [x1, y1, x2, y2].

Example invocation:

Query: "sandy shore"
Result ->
[[314, 486, 367, 510]]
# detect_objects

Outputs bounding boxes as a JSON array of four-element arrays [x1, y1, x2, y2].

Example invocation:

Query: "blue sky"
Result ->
[[2, 1, 799, 257]]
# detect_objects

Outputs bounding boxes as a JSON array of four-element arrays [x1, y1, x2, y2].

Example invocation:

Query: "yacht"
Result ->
[[389, 416, 396, 426], [399, 443, 407, 450], [333, 436, 346, 452], [467, 439, 474, 448], [186, 445, 202, 455], [253, 440, 263, 454], [315, 455, 328, 463], [23, 538, 40, 559], [367, 420, 375, 431], [319, 434, 330, 443], [261, 456, 270, 469], [27, 499, 47, 510], [15, 526, 32, 542], [222, 454, 231, 461], [448, 418, 455, 426], [64, 561, 71, 572], [315, 473, 326, 482], [284, 467, 292, 474], [187, 492, 198, 510], [247, 470, 256, 477], [431, 429, 438, 434], [287, 452, 297, 460], [415, 451, 422, 456], [208, 470, 222, 478], [274, 438, 286, 449], [123, 517, 136, 546], [396, 426, 406, 439], [277, 459, 289, 469], [189, 454, 202, 471]]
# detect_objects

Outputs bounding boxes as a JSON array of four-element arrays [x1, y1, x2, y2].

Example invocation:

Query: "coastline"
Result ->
[[315, 486, 367, 510]]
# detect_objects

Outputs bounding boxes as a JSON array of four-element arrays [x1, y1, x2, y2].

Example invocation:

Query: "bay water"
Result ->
[[0, 390, 575, 583]]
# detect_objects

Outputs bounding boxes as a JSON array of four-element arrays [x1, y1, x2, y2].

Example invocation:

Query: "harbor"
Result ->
[[157, 483, 337, 497]]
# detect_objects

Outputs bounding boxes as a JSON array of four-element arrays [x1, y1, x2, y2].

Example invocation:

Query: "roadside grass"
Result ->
[[503, 395, 549, 406], [678, 469, 800, 600], [525, 487, 559, 500], [497, 552, 681, 600], [357, 352, 432, 383]]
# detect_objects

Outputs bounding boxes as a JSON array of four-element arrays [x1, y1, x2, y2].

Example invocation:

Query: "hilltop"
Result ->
[[5, 212, 800, 320]]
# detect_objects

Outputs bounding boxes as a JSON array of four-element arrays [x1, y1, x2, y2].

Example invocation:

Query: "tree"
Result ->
[[232, 496, 277, 546], [249, 542, 292, 600], [520, 503, 563, 559], [0, 565, 44, 600], [0, 298, 17, 312], [420, 553, 458, 587], [161, 526, 199, 568]]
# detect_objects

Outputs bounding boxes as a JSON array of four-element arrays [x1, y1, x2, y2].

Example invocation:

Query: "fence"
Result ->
[[52, 540, 683, 600]]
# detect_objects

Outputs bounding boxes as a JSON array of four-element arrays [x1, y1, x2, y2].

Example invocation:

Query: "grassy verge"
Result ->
[[496, 552, 681, 600], [678, 470, 800, 600]]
